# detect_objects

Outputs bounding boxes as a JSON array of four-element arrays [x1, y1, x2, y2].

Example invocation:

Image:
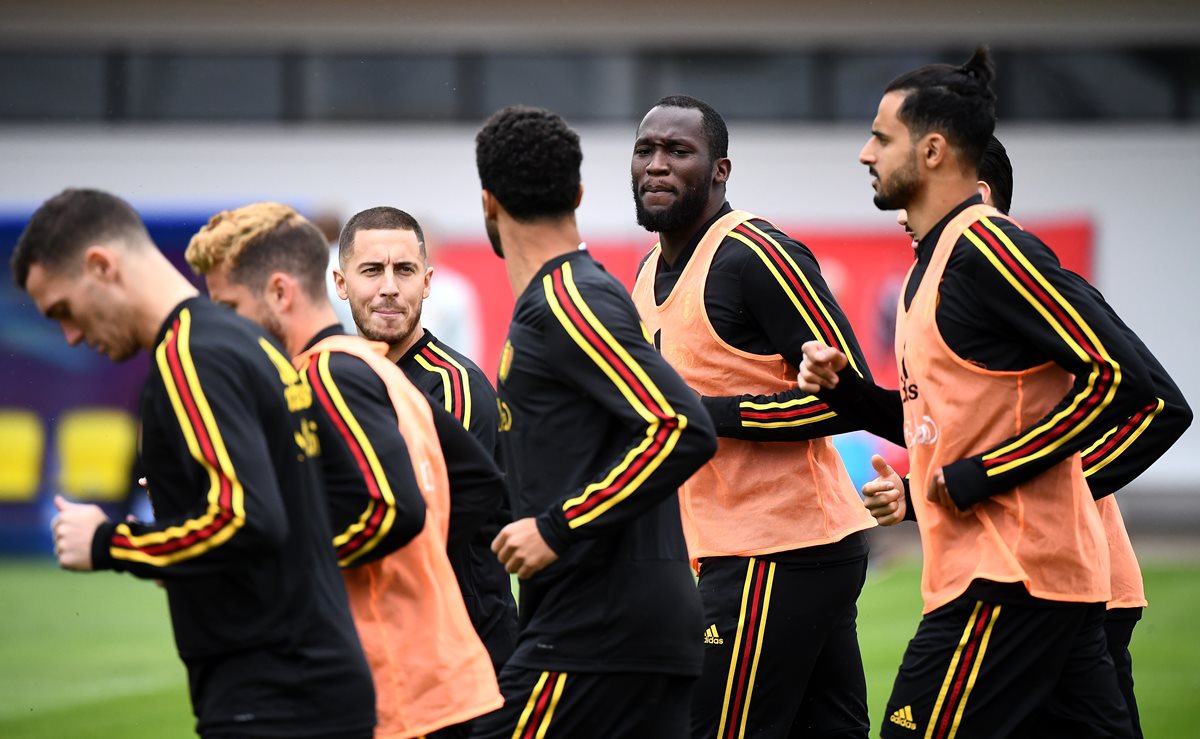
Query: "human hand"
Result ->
[[799, 341, 848, 394], [926, 467, 956, 510], [492, 517, 559, 579], [862, 455, 906, 526], [51, 495, 109, 572]]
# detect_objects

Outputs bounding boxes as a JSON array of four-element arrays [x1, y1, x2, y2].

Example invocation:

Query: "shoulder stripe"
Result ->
[[544, 262, 686, 528], [964, 219, 1120, 476], [111, 309, 245, 565], [418, 342, 472, 429], [1082, 398, 1164, 477], [730, 222, 861, 374], [308, 352, 396, 566]]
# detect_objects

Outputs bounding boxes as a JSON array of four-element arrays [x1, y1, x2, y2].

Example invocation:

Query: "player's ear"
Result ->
[[921, 133, 947, 169], [481, 190, 498, 220], [332, 268, 349, 300], [713, 156, 731, 186], [977, 180, 993, 207], [265, 272, 291, 309], [82, 245, 118, 282]]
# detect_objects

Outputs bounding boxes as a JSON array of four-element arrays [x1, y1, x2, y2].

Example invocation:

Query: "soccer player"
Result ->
[[185, 202, 505, 739], [629, 94, 878, 739], [334, 206, 518, 671], [807, 47, 1163, 736], [851, 134, 1191, 739], [470, 105, 718, 738], [14, 189, 375, 739]]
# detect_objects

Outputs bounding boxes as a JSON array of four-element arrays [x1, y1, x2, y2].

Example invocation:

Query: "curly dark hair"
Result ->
[[475, 105, 582, 221], [652, 94, 729, 162], [12, 188, 150, 289], [978, 135, 1013, 215], [885, 46, 997, 171]]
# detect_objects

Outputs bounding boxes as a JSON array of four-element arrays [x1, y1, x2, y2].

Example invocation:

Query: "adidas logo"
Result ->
[[703, 624, 724, 645], [889, 705, 917, 731]]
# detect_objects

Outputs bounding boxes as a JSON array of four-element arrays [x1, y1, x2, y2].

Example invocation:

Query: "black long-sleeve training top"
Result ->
[[91, 298, 374, 738], [498, 249, 717, 676], [397, 327, 518, 667]]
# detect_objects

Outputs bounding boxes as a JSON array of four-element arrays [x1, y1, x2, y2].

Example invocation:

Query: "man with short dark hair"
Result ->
[[15, 188, 376, 739], [186, 202, 504, 739], [470, 104, 718, 739], [804, 48, 1162, 736], [336, 205, 518, 675], [629, 94, 877, 739]]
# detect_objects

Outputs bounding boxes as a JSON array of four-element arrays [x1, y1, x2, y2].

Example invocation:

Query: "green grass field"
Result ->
[[2, 558, 1197, 738]]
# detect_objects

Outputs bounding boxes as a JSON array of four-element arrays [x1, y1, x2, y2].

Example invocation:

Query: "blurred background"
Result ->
[[1, 1, 1197, 736]]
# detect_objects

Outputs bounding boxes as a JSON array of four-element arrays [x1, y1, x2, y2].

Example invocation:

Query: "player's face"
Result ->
[[860, 90, 921, 211], [337, 228, 430, 348], [25, 258, 141, 362], [203, 264, 285, 346], [631, 105, 717, 234]]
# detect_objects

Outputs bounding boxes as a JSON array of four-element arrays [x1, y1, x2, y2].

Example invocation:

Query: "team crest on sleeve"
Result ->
[[498, 340, 515, 383]]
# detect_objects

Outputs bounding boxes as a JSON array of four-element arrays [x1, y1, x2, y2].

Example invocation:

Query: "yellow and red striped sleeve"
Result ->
[[413, 342, 472, 429], [727, 221, 857, 429], [305, 351, 400, 567], [544, 261, 688, 530], [109, 308, 247, 566], [964, 217, 1124, 477]]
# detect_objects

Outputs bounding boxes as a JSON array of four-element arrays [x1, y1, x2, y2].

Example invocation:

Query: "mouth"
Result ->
[[372, 306, 404, 318], [639, 184, 677, 205]]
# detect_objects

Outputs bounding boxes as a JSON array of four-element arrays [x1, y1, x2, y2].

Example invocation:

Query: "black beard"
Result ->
[[871, 156, 920, 211], [632, 178, 711, 234], [485, 217, 504, 259]]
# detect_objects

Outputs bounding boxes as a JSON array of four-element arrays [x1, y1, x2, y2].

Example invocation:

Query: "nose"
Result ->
[[858, 140, 874, 166], [61, 323, 83, 346], [379, 269, 400, 296], [646, 148, 670, 175]]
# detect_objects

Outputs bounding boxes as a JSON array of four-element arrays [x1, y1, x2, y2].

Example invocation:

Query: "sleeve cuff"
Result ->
[[91, 521, 118, 572], [902, 477, 918, 522], [821, 366, 865, 407], [700, 396, 742, 436], [535, 510, 573, 556], [943, 458, 991, 510]]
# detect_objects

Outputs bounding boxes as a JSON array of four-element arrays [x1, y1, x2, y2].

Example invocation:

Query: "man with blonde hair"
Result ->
[[187, 202, 504, 739]]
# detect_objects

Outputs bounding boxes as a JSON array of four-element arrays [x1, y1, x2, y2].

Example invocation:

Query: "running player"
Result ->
[[629, 94, 877, 739], [470, 105, 718, 739], [15, 188, 375, 739], [185, 202, 504, 739], [808, 48, 1161, 736], [859, 134, 1191, 739], [334, 206, 518, 672]]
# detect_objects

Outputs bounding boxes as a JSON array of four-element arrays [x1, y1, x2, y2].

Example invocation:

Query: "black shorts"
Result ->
[[882, 594, 1132, 739], [470, 667, 695, 739], [691, 553, 869, 739], [1104, 607, 1143, 739]]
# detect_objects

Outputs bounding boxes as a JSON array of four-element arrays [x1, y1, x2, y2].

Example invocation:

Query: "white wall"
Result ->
[[2, 122, 1196, 488]]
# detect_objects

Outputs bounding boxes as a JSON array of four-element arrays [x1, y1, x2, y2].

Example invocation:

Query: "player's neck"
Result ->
[[288, 302, 344, 357], [502, 216, 584, 298], [133, 251, 200, 350], [385, 321, 425, 364], [903, 178, 979, 244], [657, 194, 726, 268]]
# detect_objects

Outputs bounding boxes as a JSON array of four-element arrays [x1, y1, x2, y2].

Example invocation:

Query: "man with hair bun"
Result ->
[[15, 189, 376, 739], [186, 202, 504, 739], [471, 104, 718, 739], [799, 47, 1163, 736]]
